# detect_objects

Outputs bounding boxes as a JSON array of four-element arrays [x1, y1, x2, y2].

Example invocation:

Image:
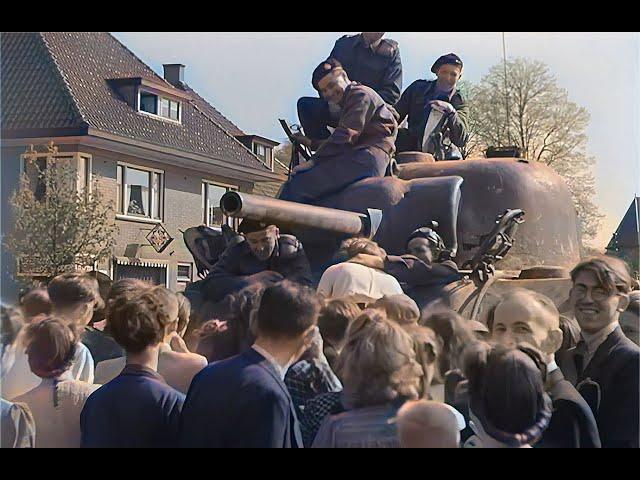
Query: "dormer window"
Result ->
[[108, 77, 190, 124], [138, 90, 181, 122], [253, 143, 273, 169]]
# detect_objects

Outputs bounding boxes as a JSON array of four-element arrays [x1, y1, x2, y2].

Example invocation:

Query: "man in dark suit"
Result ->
[[490, 289, 601, 448], [202, 220, 313, 303], [558, 256, 639, 448], [179, 281, 320, 448]]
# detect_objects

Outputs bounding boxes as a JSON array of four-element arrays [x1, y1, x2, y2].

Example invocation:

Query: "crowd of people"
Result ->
[[1, 32, 638, 448], [1, 235, 638, 447]]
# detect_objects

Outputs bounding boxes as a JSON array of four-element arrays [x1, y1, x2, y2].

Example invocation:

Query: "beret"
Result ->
[[431, 53, 463, 74], [238, 219, 273, 234], [312, 58, 344, 91]]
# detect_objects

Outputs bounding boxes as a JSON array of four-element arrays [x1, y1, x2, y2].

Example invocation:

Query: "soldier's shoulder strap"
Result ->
[[278, 234, 304, 258], [377, 38, 399, 57]]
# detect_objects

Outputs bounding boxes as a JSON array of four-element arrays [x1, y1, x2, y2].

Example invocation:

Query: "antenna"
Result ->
[[502, 32, 512, 144]]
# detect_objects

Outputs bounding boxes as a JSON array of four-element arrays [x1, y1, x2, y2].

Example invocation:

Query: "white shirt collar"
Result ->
[[546, 359, 559, 375], [252, 344, 289, 381]]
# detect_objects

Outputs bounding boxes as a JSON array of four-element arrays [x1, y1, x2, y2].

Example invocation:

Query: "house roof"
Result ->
[[607, 197, 640, 251], [1, 32, 270, 173]]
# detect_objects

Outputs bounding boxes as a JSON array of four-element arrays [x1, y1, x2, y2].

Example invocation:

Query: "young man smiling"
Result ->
[[280, 58, 397, 205], [558, 256, 639, 448]]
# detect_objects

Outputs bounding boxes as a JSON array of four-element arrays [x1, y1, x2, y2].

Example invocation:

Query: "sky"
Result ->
[[112, 32, 640, 249]]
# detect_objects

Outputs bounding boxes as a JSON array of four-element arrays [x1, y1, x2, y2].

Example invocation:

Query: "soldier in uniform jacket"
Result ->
[[395, 53, 469, 159], [297, 32, 402, 142], [202, 220, 313, 303], [281, 58, 397, 205]]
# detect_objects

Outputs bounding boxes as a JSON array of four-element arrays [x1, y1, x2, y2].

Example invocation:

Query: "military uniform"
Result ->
[[280, 82, 397, 205], [202, 234, 313, 303], [395, 79, 469, 158], [298, 34, 402, 140], [385, 254, 461, 289]]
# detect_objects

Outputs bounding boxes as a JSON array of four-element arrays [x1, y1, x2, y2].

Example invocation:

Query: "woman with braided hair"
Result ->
[[13, 317, 99, 448], [462, 342, 553, 448]]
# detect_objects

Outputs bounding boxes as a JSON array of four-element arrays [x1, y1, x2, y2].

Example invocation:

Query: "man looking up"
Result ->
[[179, 281, 320, 448], [490, 289, 601, 448], [281, 58, 397, 205]]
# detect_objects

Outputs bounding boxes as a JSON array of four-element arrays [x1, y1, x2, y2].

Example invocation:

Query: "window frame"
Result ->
[[252, 141, 274, 170], [116, 162, 165, 223], [176, 262, 193, 283], [19, 151, 93, 199], [202, 180, 238, 230], [137, 88, 182, 124]]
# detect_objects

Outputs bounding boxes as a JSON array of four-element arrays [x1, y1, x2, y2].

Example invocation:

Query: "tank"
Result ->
[[398, 157, 581, 270], [184, 155, 580, 323]]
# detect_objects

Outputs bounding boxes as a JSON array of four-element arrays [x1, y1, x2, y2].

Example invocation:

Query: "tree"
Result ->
[[465, 58, 603, 247], [6, 143, 118, 280]]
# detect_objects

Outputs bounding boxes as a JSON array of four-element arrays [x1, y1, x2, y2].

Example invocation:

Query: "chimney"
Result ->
[[163, 64, 185, 87]]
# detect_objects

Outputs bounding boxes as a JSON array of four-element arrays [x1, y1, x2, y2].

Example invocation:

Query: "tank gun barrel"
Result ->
[[220, 191, 371, 236]]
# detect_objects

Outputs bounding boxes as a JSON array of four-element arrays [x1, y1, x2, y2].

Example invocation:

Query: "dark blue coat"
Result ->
[[203, 236, 313, 303], [80, 364, 185, 448], [538, 368, 601, 448], [330, 34, 402, 106], [179, 348, 303, 448], [559, 326, 640, 448]]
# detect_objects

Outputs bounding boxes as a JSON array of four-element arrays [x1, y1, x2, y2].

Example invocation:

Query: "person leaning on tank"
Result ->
[[201, 220, 313, 304], [297, 32, 402, 143], [279, 58, 398, 205], [395, 53, 469, 160], [384, 225, 461, 290]]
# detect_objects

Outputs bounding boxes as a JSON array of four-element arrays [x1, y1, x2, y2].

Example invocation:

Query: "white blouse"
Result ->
[[1, 334, 94, 401], [12, 372, 99, 448]]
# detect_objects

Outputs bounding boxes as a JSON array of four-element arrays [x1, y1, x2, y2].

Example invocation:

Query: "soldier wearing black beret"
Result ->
[[202, 220, 313, 303], [281, 58, 397, 205], [297, 32, 402, 144], [395, 53, 469, 160]]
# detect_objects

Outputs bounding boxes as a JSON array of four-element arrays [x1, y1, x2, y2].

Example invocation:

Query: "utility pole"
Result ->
[[502, 32, 512, 144]]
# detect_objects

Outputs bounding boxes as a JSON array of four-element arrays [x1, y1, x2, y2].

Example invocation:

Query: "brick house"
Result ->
[[1, 32, 288, 301]]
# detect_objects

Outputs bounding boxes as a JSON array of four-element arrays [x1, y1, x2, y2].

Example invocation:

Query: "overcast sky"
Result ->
[[113, 32, 639, 249]]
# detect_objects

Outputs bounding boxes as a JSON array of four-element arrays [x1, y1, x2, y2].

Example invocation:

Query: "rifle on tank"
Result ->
[[279, 119, 311, 180]]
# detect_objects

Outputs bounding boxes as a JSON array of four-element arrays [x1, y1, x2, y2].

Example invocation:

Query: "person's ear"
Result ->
[[545, 328, 564, 355], [274, 227, 280, 239], [616, 293, 630, 313]]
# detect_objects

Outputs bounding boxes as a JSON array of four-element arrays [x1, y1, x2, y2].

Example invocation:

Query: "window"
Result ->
[[253, 143, 274, 169], [20, 152, 92, 201], [117, 164, 164, 220], [177, 263, 192, 282], [139, 90, 181, 122], [140, 92, 157, 115], [203, 181, 237, 228], [264, 147, 273, 167]]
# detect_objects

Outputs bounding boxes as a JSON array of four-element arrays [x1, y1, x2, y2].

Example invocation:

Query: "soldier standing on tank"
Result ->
[[395, 53, 469, 159], [297, 32, 402, 143], [280, 58, 397, 205], [201, 220, 313, 303]]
